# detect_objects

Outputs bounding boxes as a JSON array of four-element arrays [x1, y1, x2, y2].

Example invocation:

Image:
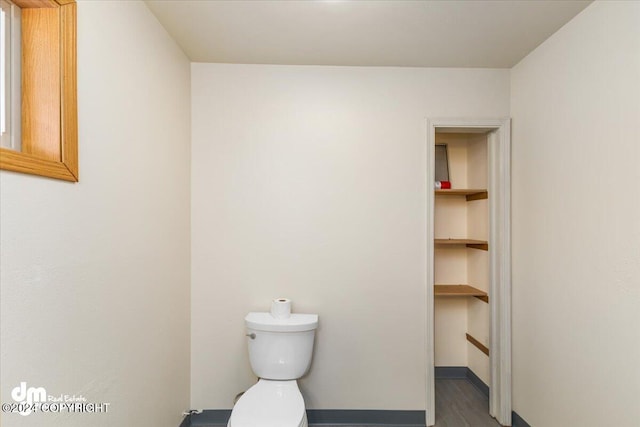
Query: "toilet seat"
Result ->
[[228, 379, 307, 427]]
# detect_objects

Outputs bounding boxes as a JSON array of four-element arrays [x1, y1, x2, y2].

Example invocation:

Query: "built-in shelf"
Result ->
[[434, 285, 489, 303], [435, 189, 488, 201], [434, 238, 488, 251], [466, 333, 489, 356]]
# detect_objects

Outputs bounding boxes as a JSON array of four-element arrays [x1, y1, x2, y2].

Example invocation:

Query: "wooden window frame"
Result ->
[[0, 0, 77, 182]]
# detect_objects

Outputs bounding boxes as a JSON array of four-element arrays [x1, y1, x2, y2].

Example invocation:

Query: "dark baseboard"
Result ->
[[185, 408, 533, 427], [434, 366, 467, 379], [188, 409, 426, 426], [307, 410, 425, 426], [511, 411, 532, 427], [190, 410, 231, 426], [465, 368, 489, 398]]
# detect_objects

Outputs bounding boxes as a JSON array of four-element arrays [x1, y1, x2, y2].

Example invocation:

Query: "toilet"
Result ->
[[228, 304, 318, 427]]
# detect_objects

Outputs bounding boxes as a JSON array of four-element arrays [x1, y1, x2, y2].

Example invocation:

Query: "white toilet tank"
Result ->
[[245, 312, 318, 380]]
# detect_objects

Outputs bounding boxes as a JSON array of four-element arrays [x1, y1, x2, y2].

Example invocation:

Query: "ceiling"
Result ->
[[145, 0, 591, 68]]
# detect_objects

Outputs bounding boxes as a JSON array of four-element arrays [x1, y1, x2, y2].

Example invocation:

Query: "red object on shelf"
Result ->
[[435, 181, 452, 189]]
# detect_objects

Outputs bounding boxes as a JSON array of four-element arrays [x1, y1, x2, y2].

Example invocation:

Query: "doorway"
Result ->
[[425, 119, 511, 426]]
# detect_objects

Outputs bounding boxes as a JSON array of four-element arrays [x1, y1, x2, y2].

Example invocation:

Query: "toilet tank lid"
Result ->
[[245, 312, 318, 332]]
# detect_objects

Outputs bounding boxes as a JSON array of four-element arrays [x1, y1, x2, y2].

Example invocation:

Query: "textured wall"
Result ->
[[511, 2, 640, 425], [190, 63, 509, 409]]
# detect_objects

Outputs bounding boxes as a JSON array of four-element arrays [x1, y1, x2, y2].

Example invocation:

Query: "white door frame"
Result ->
[[425, 118, 512, 426]]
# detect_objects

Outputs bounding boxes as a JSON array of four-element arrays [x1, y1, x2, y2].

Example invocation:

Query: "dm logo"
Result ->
[[11, 382, 47, 416]]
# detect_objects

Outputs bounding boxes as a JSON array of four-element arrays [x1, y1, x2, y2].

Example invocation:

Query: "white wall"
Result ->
[[0, 2, 191, 426], [511, 1, 640, 425], [191, 63, 509, 409]]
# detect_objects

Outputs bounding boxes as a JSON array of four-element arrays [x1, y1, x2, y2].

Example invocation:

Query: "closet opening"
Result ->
[[425, 119, 511, 427], [434, 130, 496, 426]]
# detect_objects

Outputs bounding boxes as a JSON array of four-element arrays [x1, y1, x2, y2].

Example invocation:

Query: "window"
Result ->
[[0, 0, 20, 151], [0, 0, 77, 182]]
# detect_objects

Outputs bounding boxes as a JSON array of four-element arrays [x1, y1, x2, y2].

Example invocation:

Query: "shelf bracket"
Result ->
[[466, 333, 489, 356], [466, 243, 488, 251], [466, 191, 488, 201], [474, 295, 489, 303]]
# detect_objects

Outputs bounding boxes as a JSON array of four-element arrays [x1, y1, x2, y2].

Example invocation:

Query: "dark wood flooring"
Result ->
[[435, 379, 502, 427]]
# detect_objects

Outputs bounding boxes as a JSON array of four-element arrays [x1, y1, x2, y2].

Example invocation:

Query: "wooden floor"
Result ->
[[435, 379, 502, 427]]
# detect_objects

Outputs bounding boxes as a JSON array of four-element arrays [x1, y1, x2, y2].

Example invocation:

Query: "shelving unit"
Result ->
[[434, 238, 488, 251], [433, 132, 491, 391], [435, 189, 488, 201], [434, 284, 488, 303], [434, 188, 489, 251]]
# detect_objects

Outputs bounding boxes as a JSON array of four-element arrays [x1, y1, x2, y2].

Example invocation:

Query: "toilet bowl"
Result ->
[[227, 301, 318, 427], [227, 379, 307, 427]]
